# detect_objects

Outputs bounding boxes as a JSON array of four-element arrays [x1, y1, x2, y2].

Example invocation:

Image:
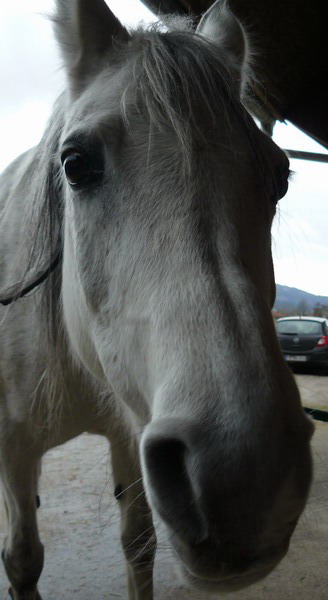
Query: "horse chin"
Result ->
[[171, 534, 288, 594], [179, 563, 278, 593]]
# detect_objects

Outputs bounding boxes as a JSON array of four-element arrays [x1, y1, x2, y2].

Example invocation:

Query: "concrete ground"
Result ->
[[0, 373, 327, 599]]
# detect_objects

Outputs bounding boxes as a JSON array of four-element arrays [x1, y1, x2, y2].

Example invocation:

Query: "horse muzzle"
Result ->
[[140, 415, 309, 592]]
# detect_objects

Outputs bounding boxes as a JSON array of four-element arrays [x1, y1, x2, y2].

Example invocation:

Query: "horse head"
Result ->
[[53, 0, 313, 591]]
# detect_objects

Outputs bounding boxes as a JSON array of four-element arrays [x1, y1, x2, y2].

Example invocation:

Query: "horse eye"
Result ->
[[61, 152, 89, 186], [61, 150, 103, 188], [274, 165, 291, 203], [277, 173, 289, 200]]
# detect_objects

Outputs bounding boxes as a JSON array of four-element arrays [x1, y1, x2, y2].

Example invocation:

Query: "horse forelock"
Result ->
[[118, 21, 251, 166]]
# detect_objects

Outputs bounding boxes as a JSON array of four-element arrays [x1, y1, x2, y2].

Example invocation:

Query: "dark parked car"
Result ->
[[275, 316, 328, 371]]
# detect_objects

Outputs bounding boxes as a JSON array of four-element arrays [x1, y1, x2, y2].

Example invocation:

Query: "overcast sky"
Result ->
[[1, 0, 327, 296]]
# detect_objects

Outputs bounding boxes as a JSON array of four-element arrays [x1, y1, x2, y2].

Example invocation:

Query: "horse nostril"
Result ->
[[141, 420, 209, 544], [144, 437, 186, 489]]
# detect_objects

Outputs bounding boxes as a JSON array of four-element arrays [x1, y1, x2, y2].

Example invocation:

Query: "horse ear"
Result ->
[[53, 0, 130, 93], [196, 0, 249, 95]]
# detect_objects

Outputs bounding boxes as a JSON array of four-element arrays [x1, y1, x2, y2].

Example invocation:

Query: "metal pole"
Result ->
[[284, 149, 328, 163]]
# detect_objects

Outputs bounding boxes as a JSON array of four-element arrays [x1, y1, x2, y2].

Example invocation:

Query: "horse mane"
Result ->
[[0, 95, 68, 431]]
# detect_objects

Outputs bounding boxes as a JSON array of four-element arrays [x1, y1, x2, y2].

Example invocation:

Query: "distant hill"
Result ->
[[274, 284, 328, 312]]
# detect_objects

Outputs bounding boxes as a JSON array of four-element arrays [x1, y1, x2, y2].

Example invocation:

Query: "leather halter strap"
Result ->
[[0, 251, 61, 306]]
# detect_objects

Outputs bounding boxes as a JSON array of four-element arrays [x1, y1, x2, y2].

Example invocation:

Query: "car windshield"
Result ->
[[276, 320, 323, 335]]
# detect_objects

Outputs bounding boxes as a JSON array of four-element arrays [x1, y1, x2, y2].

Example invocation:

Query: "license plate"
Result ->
[[284, 355, 307, 362]]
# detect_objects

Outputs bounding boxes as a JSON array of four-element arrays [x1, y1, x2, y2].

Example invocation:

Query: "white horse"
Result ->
[[0, 1, 313, 598]]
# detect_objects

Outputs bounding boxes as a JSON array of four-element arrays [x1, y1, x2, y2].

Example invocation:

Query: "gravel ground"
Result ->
[[0, 373, 327, 600], [295, 372, 328, 410]]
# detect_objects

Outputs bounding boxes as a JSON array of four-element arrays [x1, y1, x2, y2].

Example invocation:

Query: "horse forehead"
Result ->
[[59, 47, 272, 194], [62, 42, 227, 136], [63, 81, 122, 130]]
